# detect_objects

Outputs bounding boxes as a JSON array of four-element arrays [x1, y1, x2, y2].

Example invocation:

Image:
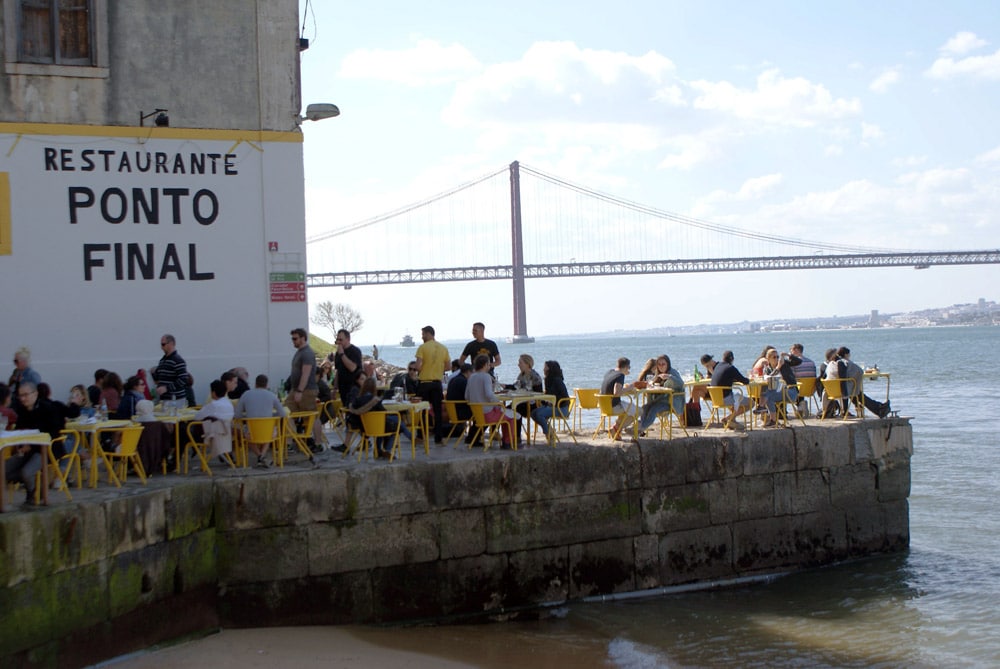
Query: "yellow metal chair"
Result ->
[[235, 417, 283, 465], [532, 396, 576, 446], [795, 376, 821, 417], [651, 391, 689, 440], [594, 394, 636, 440], [283, 411, 319, 467], [706, 385, 745, 429], [183, 421, 236, 475], [821, 378, 862, 419], [96, 424, 147, 487], [443, 399, 473, 448], [573, 388, 599, 432], [359, 411, 401, 462], [468, 402, 506, 451]]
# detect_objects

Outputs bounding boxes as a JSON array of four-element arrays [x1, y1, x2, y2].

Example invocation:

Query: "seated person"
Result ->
[[465, 354, 518, 448], [531, 360, 570, 438], [7, 382, 64, 507], [835, 346, 891, 418], [227, 367, 251, 400], [760, 350, 800, 428], [389, 361, 421, 397], [349, 377, 411, 458], [235, 374, 287, 468], [0, 383, 17, 428], [114, 375, 147, 421], [194, 379, 236, 458], [601, 357, 637, 439], [709, 350, 751, 430], [637, 355, 685, 434], [446, 363, 474, 441]]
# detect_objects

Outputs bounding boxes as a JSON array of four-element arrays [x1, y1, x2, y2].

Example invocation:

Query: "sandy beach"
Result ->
[[101, 620, 612, 669]]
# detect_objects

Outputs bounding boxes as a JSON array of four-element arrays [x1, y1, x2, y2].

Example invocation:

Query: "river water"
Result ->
[[128, 327, 1000, 668]]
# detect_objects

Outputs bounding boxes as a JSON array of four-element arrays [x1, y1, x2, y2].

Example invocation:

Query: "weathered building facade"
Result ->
[[0, 1, 310, 397]]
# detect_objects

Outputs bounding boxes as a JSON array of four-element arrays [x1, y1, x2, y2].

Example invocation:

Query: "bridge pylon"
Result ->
[[508, 160, 534, 344]]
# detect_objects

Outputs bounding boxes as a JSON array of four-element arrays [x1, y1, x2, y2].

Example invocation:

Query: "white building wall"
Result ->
[[0, 1, 309, 401]]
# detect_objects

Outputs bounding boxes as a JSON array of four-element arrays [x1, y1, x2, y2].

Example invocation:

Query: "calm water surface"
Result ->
[[133, 327, 1000, 668]]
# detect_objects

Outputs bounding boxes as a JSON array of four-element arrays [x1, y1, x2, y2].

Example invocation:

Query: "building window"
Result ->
[[18, 0, 93, 65]]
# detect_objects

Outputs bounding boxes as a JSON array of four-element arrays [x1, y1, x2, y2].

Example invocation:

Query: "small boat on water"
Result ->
[[400, 334, 415, 347]]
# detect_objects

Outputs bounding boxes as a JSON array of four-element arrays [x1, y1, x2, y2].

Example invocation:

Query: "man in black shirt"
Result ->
[[7, 382, 64, 507], [459, 322, 501, 376], [332, 329, 363, 403]]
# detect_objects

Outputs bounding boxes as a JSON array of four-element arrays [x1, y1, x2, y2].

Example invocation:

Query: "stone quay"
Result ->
[[0, 419, 911, 667]]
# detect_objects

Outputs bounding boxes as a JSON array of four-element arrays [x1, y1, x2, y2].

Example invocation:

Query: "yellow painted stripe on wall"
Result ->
[[0, 173, 10, 255], [0, 122, 302, 143]]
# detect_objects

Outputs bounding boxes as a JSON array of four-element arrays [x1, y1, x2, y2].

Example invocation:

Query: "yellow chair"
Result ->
[[96, 424, 147, 487], [573, 388, 599, 432], [236, 417, 283, 465], [594, 394, 635, 440], [468, 402, 506, 451], [50, 431, 83, 498], [821, 378, 862, 419], [650, 391, 689, 440], [795, 376, 821, 416], [183, 421, 236, 475], [443, 399, 473, 448], [746, 381, 766, 429], [706, 385, 748, 430], [359, 411, 401, 462], [552, 396, 577, 445], [322, 398, 347, 441], [777, 385, 807, 427], [283, 411, 319, 467]]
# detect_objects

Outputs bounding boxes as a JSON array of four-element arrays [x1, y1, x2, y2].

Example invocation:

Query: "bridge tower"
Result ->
[[508, 160, 535, 343]]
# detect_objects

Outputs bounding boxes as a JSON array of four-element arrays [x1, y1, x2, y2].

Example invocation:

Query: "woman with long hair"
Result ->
[[637, 354, 685, 435], [531, 360, 570, 438]]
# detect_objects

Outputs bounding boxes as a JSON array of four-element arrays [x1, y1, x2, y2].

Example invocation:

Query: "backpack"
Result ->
[[684, 400, 703, 427]]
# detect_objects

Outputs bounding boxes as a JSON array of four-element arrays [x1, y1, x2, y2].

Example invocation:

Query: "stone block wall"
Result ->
[[0, 421, 911, 666]]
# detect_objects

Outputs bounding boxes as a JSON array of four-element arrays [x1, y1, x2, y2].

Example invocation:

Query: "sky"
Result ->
[[296, 0, 1000, 346]]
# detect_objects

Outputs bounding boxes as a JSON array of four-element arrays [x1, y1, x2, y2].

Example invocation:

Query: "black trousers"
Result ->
[[418, 381, 445, 442]]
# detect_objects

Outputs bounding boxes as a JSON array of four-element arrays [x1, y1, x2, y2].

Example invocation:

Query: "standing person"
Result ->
[[601, 357, 637, 439], [152, 334, 189, 403], [710, 350, 751, 430], [332, 329, 363, 403], [287, 328, 322, 450], [235, 374, 287, 468], [415, 325, 450, 445], [8, 347, 42, 410], [459, 322, 502, 375]]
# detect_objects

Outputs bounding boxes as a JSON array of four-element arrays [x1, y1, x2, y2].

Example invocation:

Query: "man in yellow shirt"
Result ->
[[415, 325, 450, 445]]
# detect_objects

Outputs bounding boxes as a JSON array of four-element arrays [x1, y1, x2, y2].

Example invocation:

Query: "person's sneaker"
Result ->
[[328, 444, 347, 453], [21, 499, 40, 511], [254, 457, 270, 469]]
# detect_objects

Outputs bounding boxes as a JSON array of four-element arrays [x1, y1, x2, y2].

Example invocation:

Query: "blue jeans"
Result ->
[[639, 395, 685, 431], [531, 404, 568, 435]]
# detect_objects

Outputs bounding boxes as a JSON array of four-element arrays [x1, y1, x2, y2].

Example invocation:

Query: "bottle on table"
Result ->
[[99, 399, 108, 421]]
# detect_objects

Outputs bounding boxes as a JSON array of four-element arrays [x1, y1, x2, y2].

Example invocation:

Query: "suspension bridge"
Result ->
[[306, 161, 1000, 341]]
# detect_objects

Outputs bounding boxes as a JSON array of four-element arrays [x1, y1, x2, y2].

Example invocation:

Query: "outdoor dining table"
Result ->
[[64, 418, 132, 488], [0, 430, 51, 511], [863, 370, 891, 403], [495, 391, 556, 447], [381, 399, 431, 457]]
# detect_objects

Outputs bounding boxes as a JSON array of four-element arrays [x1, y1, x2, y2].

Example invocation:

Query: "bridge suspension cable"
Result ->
[[517, 163, 900, 256]]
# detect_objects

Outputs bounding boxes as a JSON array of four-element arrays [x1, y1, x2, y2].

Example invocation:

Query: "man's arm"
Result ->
[[294, 364, 313, 399]]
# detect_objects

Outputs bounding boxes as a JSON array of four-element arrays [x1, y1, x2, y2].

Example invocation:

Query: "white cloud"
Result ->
[[860, 122, 885, 145], [657, 133, 717, 170], [941, 31, 988, 56], [975, 145, 1000, 164], [339, 39, 481, 85], [688, 69, 861, 127], [925, 49, 1000, 80], [869, 68, 900, 93], [444, 41, 678, 126], [892, 155, 927, 168], [824, 144, 844, 157]]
